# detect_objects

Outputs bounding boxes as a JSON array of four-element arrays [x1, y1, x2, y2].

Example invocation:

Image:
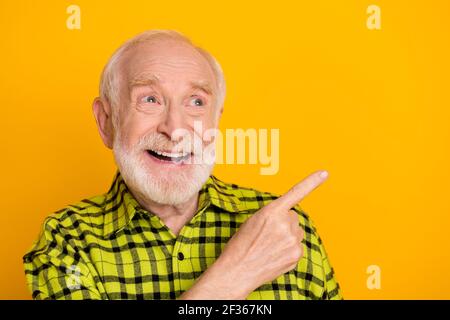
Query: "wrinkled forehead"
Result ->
[[117, 40, 217, 90]]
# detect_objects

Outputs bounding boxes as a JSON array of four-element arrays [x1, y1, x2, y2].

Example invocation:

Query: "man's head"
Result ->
[[92, 30, 226, 206]]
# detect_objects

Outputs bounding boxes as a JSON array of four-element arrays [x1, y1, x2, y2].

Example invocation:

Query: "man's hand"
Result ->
[[179, 170, 329, 300]]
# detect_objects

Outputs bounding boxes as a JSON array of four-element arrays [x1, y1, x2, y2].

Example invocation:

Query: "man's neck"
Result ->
[[131, 190, 199, 236]]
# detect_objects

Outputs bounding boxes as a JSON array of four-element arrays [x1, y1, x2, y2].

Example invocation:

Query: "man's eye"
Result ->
[[142, 96, 158, 104], [190, 97, 204, 107]]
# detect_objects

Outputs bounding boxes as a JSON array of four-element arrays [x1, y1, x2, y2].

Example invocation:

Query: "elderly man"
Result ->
[[23, 30, 341, 300]]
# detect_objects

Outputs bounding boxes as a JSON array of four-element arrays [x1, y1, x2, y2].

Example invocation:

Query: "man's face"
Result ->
[[111, 40, 221, 205]]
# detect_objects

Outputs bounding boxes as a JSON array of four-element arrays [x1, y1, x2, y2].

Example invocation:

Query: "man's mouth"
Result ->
[[146, 149, 192, 164]]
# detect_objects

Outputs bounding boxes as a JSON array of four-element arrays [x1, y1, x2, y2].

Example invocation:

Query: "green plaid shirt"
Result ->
[[23, 171, 342, 300]]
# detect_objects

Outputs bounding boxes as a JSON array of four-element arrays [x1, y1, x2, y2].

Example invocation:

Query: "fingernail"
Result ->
[[319, 170, 329, 179]]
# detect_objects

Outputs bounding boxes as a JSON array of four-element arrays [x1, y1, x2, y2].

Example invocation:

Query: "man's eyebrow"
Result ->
[[189, 80, 213, 95], [128, 75, 213, 95], [128, 74, 160, 89]]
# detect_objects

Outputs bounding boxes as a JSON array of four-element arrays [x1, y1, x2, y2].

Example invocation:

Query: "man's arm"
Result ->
[[23, 217, 102, 300], [180, 171, 333, 300], [319, 237, 342, 300], [180, 208, 342, 300]]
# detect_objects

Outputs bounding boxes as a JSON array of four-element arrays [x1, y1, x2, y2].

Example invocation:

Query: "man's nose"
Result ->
[[157, 106, 186, 140]]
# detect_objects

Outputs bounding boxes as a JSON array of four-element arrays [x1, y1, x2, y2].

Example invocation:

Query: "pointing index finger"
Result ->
[[271, 170, 329, 211]]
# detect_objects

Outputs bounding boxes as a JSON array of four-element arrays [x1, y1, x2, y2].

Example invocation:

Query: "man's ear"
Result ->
[[92, 97, 114, 149], [216, 105, 224, 120]]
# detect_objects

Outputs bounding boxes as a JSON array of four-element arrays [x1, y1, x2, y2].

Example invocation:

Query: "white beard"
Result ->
[[112, 131, 214, 206]]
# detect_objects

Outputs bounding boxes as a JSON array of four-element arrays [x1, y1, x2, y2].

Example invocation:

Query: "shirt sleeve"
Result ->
[[23, 217, 102, 300], [318, 234, 343, 300], [293, 205, 343, 300]]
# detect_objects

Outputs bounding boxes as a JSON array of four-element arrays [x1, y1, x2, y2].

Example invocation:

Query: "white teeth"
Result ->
[[152, 150, 189, 158]]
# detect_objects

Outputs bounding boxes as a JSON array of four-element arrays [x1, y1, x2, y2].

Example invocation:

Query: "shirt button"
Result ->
[[177, 252, 185, 261]]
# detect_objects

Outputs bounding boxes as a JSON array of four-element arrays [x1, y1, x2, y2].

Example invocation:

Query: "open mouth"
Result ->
[[146, 149, 192, 164]]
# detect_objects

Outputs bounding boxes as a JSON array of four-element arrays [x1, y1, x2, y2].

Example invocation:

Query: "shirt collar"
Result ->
[[102, 171, 247, 239]]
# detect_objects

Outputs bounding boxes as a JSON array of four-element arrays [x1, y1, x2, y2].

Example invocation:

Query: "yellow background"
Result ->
[[1, 0, 449, 299]]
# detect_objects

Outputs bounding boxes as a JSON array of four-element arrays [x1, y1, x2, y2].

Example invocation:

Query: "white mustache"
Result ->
[[135, 132, 204, 155]]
